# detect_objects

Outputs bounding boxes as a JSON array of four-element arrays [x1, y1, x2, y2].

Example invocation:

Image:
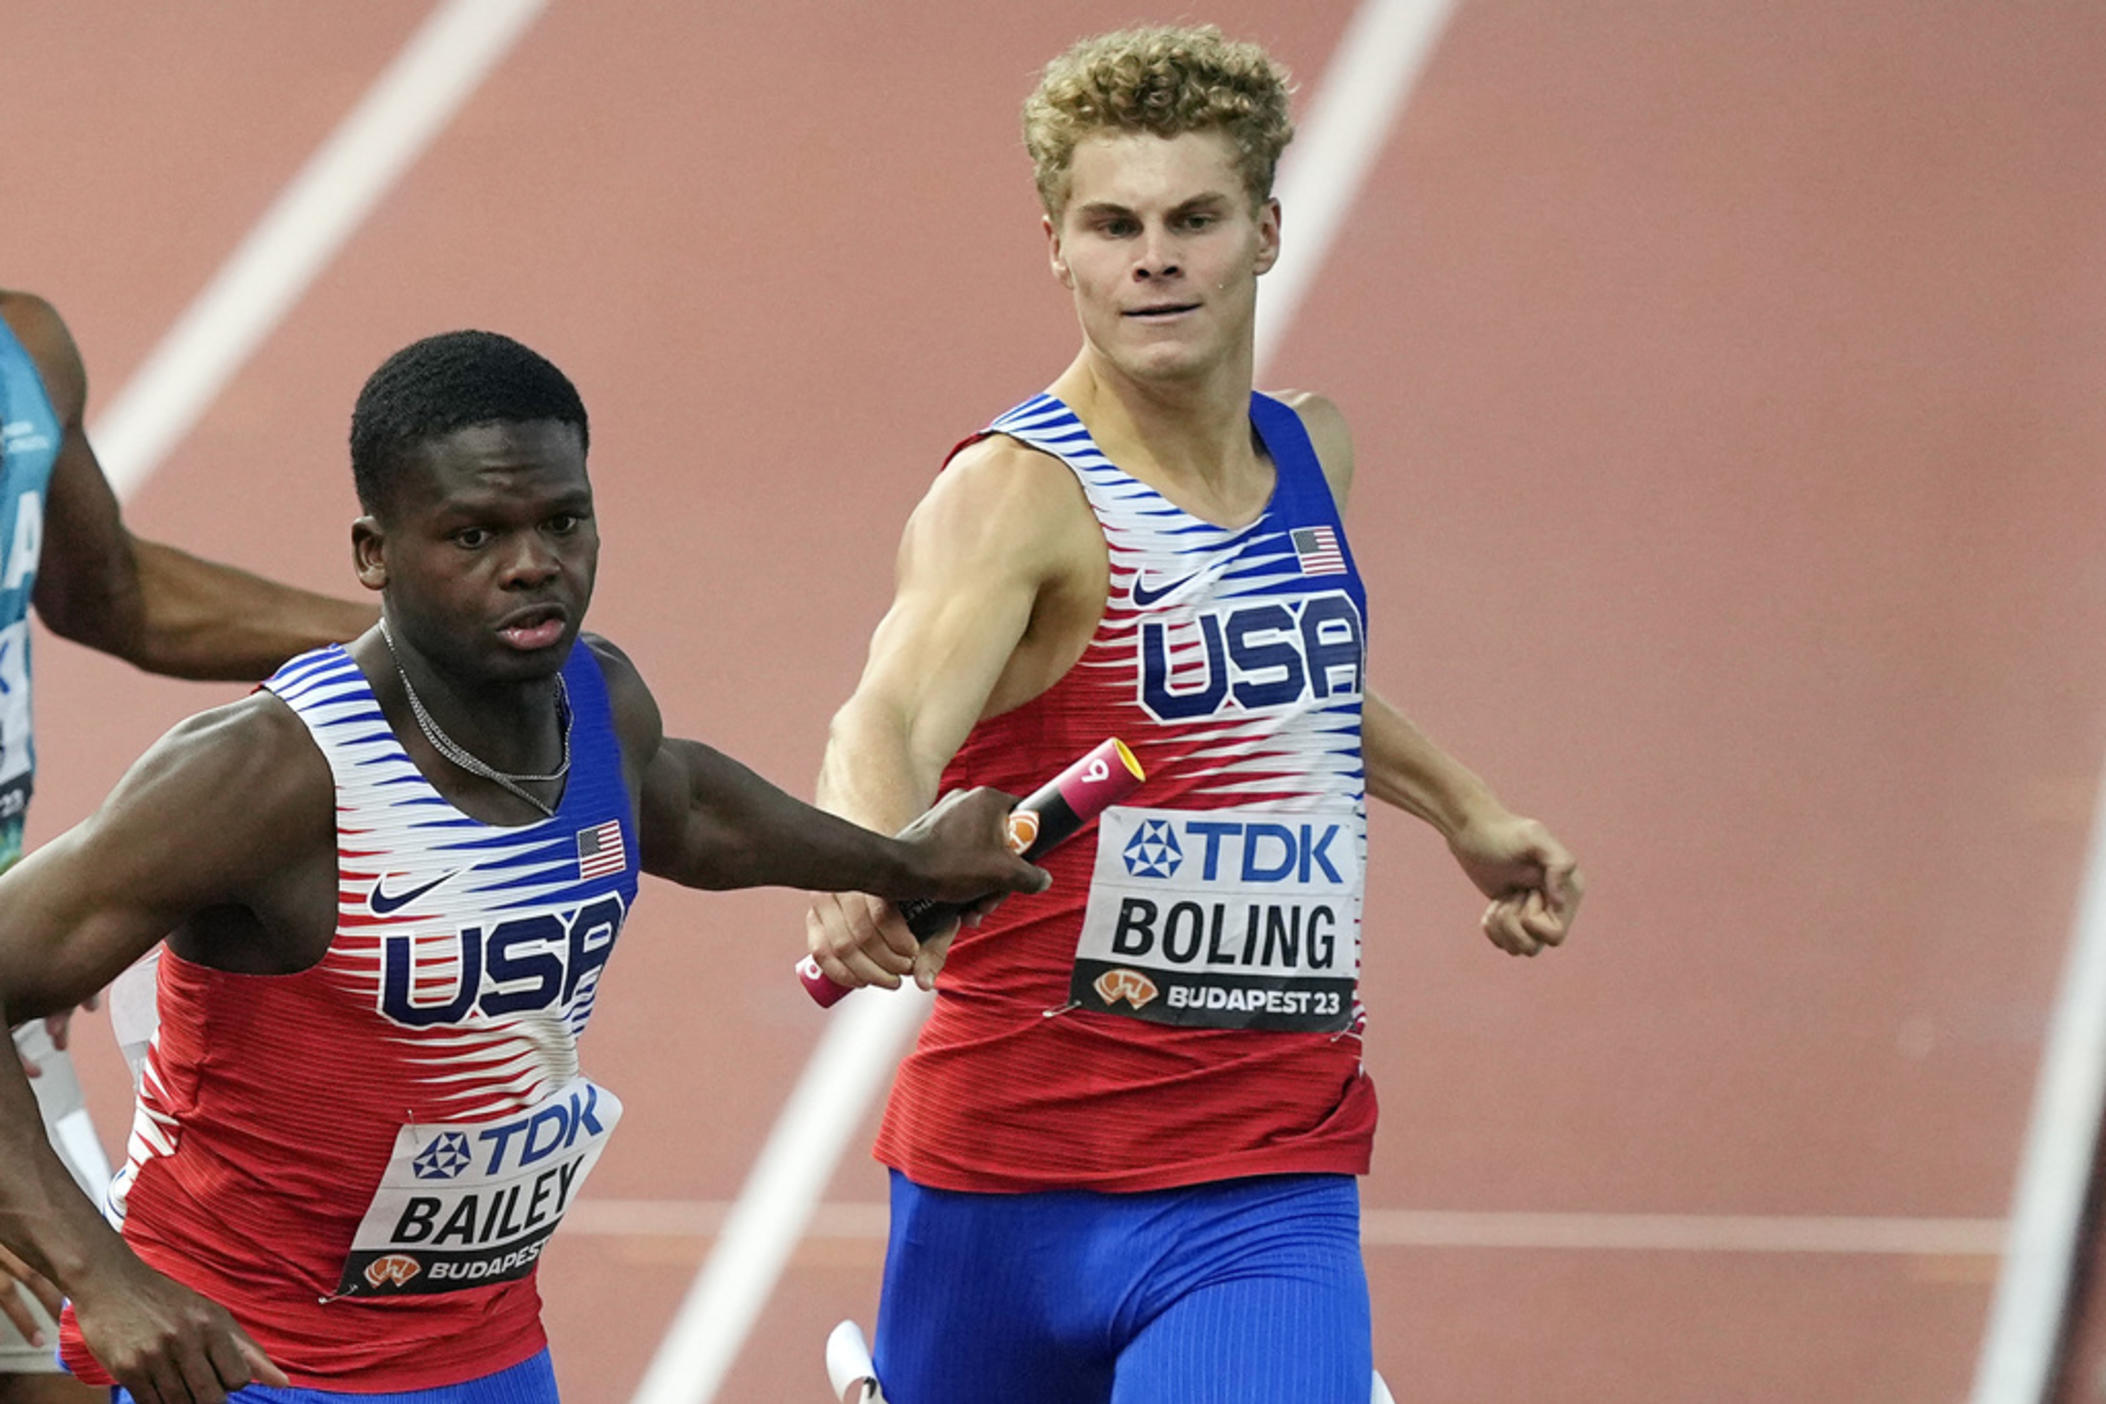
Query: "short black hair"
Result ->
[[350, 330, 589, 514]]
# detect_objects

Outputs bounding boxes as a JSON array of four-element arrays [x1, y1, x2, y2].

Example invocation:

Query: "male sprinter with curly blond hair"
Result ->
[[805, 25, 1585, 1402]]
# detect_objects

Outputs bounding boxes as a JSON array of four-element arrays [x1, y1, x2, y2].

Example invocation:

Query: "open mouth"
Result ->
[[495, 604, 568, 651]]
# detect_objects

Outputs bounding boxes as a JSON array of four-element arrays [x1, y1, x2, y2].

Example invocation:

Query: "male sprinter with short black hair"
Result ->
[[0, 330, 1047, 1404], [804, 26, 1584, 1402], [0, 289, 376, 1404]]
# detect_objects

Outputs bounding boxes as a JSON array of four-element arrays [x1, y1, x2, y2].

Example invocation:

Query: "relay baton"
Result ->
[[825, 1320, 886, 1403], [797, 737, 1144, 1007]]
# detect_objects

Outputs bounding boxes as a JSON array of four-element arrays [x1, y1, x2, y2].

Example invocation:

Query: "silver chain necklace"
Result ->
[[379, 620, 571, 817]]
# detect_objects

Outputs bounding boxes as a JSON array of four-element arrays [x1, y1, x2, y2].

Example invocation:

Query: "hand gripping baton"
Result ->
[[797, 738, 1144, 1006]]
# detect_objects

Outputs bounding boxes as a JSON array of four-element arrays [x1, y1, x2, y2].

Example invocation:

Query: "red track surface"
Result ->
[[12, 3, 2106, 1399]]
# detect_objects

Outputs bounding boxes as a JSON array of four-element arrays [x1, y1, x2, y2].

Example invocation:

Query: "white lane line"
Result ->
[[90, 0, 549, 496], [1253, 0, 1459, 372], [1971, 771, 2106, 1402], [627, 990, 932, 1404], [576, 1199, 2004, 1256]]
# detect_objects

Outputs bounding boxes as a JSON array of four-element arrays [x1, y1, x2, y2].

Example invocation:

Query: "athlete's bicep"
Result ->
[[636, 736, 710, 879], [0, 701, 316, 1020], [841, 445, 1080, 776]]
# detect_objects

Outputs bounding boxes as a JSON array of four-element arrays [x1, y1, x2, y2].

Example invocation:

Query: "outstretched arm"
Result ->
[[2, 291, 374, 680], [815, 438, 1088, 833], [0, 699, 313, 1398], [595, 638, 1047, 903], [1286, 390, 1585, 956], [806, 439, 1096, 990]]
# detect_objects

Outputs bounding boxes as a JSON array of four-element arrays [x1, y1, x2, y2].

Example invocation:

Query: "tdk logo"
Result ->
[[466, 1083, 607, 1178], [1123, 820, 1183, 878], [412, 1133, 474, 1181], [1131, 819, 1347, 886], [379, 895, 625, 1028], [1139, 591, 1363, 722]]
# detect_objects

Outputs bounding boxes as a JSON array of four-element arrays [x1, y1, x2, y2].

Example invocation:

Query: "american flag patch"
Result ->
[[576, 821, 626, 880], [1291, 525, 1347, 576]]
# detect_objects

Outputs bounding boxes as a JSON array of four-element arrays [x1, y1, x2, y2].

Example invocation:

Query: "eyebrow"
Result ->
[[432, 486, 594, 520], [1074, 192, 1236, 220]]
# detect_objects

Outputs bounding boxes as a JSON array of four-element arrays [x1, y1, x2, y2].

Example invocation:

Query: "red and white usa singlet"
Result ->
[[62, 643, 638, 1390], [875, 392, 1380, 1194]]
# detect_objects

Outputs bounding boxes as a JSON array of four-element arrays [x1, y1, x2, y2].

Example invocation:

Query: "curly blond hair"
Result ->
[[1023, 25, 1295, 217]]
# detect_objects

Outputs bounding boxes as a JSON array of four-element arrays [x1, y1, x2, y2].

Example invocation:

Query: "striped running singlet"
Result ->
[[62, 643, 639, 1391], [874, 391, 1379, 1193]]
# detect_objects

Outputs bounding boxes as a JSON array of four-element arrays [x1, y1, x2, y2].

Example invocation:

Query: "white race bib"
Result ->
[[336, 1076, 620, 1297], [1069, 806, 1362, 1032]]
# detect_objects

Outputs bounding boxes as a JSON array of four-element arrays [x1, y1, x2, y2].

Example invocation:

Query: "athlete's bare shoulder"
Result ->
[[142, 690, 332, 827], [912, 432, 1099, 584], [582, 632, 665, 776], [1272, 390, 1356, 511], [0, 288, 86, 424], [83, 688, 335, 899]]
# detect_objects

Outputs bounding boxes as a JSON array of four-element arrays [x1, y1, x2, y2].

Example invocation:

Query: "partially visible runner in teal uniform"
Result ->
[[0, 289, 376, 1404]]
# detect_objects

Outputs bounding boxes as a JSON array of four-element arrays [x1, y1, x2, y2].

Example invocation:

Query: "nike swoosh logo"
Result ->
[[369, 869, 463, 915], [1130, 571, 1202, 608]]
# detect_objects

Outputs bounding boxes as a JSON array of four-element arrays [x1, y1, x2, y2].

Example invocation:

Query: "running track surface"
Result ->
[[12, 4, 2106, 1399]]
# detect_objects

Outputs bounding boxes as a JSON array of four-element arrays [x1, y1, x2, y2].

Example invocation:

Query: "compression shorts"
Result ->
[[875, 1170, 1371, 1404]]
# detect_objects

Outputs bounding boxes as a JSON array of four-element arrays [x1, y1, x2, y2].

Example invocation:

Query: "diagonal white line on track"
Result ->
[[1971, 769, 2106, 1403], [628, 5, 1462, 1402], [90, 0, 549, 498], [1255, 0, 1459, 372]]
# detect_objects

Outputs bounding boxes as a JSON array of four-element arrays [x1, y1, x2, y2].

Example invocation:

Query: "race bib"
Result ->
[[335, 1076, 620, 1298], [1069, 805, 1362, 1033]]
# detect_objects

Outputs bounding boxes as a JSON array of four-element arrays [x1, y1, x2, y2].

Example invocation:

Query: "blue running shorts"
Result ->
[[113, 1347, 558, 1403], [874, 1171, 1372, 1404]]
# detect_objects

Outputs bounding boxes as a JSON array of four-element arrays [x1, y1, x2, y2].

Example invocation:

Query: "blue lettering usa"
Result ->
[[1136, 592, 1364, 721], [377, 894, 630, 1029]]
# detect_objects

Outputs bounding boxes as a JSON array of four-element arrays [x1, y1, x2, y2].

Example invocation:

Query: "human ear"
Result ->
[[1253, 198, 1282, 276], [351, 517, 388, 591], [1044, 214, 1074, 288]]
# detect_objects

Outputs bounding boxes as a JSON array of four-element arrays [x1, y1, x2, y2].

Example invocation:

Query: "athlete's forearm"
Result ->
[[644, 738, 915, 894], [816, 696, 947, 834], [649, 738, 1041, 905], [123, 540, 376, 681], [1363, 691, 1507, 840]]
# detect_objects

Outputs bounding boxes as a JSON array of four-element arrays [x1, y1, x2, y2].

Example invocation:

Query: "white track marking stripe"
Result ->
[[1253, 0, 1459, 372], [89, 0, 549, 497], [575, 1199, 2005, 1255], [627, 990, 933, 1404], [1971, 775, 2106, 1402]]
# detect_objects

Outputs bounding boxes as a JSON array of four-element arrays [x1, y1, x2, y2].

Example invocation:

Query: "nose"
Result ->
[[1132, 226, 1181, 282], [498, 532, 562, 589]]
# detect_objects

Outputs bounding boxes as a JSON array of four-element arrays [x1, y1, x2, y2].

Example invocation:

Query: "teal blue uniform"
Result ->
[[0, 316, 57, 870]]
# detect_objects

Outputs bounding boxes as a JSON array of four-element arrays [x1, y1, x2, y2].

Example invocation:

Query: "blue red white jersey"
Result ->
[[61, 643, 639, 1391], [875, 391, 1380, 1194], [0, 317, 59, 869]]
